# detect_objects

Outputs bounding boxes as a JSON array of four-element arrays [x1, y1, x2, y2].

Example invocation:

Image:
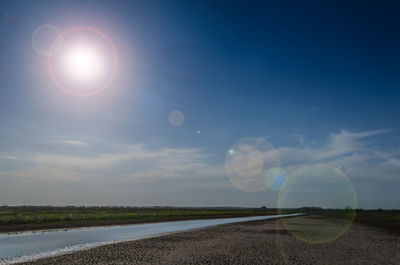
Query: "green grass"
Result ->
[[0, 206, 282, 229], [298, 208, 400, 233], [280, 208, 400, 242], [282, 214, 354, 243], [354, 209, 400, 222], [352, 209, 400, 232]]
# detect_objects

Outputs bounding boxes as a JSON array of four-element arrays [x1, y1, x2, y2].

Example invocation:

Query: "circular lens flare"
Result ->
[[225, 137, 280, 192], [32, 24, 62, 56], [265, 167, 288, 191], [278, 164, 357, 244], [169, 110, 184, 127], [48, 26, 118, 97]]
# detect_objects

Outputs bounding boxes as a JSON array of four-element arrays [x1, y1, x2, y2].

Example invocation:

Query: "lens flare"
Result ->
[[225, 137, 280, 192], [32, 24, 62, 56], [63, 44, 104, 83], [278, 164, 357, 244], [48, 26, 118, 97], [265, 167, 288, 191], [169, 110, 184, 126]]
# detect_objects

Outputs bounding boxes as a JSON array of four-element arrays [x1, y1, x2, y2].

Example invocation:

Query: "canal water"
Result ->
[[0, 213, 301, 264]]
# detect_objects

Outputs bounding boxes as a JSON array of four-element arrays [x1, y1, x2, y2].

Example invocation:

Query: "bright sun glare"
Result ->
[[63, 45, 104, 83]]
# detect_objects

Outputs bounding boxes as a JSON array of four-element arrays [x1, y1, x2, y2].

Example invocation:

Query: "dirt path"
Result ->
[[20, 215, 400, 265]]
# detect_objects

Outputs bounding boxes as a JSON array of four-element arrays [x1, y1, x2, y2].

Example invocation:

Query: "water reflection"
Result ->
[[0, 214, 301, 264]]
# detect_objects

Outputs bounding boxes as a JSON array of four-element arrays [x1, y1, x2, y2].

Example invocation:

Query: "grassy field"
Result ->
[[0, 206, 281, 232], [298, 207, 400, 233], [353, 209, 400, 232], [2, 206, 398, 233]]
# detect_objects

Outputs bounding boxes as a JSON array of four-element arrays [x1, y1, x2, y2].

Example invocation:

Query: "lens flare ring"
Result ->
[[265, 167, 288, 191], [278, 164, 358, 244], [225, 137, 280, 193], [169, 110, 185, 127], [48, 26, 118, 97], [32, 24, 63, 56]]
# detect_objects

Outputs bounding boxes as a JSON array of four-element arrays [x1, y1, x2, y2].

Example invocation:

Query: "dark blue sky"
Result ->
[[0, 0, 399, 208]]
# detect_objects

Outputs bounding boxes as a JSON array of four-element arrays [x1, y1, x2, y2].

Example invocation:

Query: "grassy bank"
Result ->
[[0, 206, 282, 232]]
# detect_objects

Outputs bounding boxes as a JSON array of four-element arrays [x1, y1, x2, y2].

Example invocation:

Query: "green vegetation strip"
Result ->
[[0, 206, 285, 230]]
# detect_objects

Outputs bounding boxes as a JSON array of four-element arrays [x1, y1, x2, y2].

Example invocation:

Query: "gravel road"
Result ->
[[20, 215, 400, 265]]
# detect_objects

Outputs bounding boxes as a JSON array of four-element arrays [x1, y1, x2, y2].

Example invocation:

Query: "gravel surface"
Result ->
[[20, 215, 400, 265]]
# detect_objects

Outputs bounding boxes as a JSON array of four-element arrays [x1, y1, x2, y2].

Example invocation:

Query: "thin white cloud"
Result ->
[[64, 140, 87, 145], [0, 129, 397, 189], [4, 144, 215, 184], [0, 155, 17, 160], [46, 139, 88, 146], [32, 145, 208, 170], [279, 129, 397, 182], [316, 129, 390, 160]]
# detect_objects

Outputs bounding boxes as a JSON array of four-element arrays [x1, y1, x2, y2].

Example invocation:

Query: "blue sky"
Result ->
[[0, 0, 399, 208]]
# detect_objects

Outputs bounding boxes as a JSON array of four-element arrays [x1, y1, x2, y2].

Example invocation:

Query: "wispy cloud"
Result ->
[[47, 139, 88, 146], [279, 129, 397, 181], [317, 129, 390, 160], [3, 144, 215, 184], [0, 129, 397, 190], [32, 145, 208, 169], [0, 155, 17, 160], [64, 140, 87, 145]]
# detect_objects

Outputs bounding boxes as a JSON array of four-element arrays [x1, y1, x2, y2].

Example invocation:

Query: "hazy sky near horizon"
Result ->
[[1, 0, 400, 208]]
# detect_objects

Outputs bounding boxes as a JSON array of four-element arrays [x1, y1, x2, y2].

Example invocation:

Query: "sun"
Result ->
[[63, 44, 104, 83], [48, 26, 118, 96]]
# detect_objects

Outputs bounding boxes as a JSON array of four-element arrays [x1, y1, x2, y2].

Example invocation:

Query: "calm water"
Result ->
[[0, 213, 301, 264]]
